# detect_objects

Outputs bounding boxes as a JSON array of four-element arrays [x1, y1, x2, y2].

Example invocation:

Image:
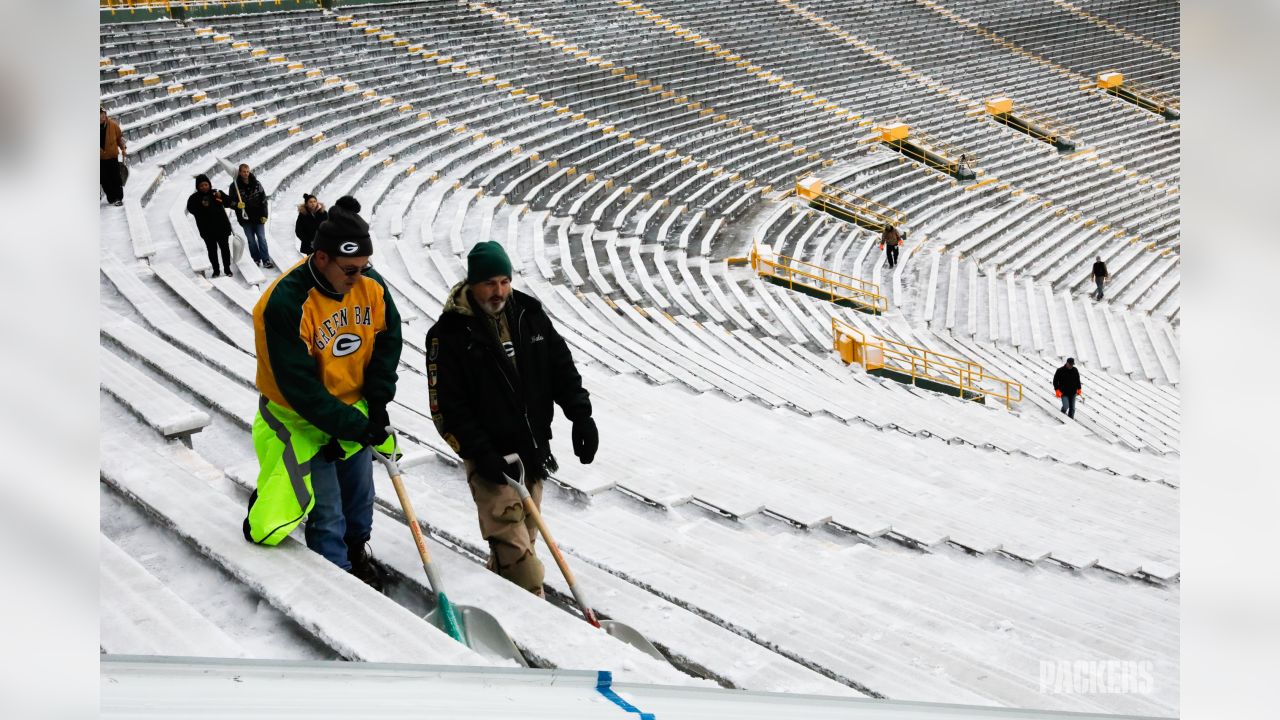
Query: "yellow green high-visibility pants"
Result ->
[[245, 396, 393, 545]]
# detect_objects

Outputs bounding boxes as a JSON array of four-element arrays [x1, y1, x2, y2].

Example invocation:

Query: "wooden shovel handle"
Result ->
[[389, 472, 433, 567]]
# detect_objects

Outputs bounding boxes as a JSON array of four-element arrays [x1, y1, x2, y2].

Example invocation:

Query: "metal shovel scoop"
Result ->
[[501, 454, 666, 663], [373, 430, 527, 667]]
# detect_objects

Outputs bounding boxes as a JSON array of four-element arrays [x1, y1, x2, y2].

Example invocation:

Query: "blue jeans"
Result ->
[[1060, 393, 1077, 419], [1093, 277, 1105, 300], [304, 447, 374, 570], [241, 222, 271, 264]]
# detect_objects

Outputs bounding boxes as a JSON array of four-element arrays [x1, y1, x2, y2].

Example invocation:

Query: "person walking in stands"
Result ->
[[1090, 256, 1110, 300], [1053, 357, 1082, 419], [243, 196, 402, 591], [99, 106, 127, 206], [881, 224, 902, 269], [229, 163, 275, 268], [185, 174, 235, 278], [295, 193, 328, 255], [426, 241, 598, 597]]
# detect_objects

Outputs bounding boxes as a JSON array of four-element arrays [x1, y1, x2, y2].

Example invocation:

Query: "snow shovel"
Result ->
[[372, 430, 527, 666], [501, 454, 667, 662], [214, 157, 247, 262]]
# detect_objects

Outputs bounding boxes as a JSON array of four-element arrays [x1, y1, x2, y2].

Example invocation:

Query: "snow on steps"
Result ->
[[101, 308, 256, 430], [100, 345, 211, 441], [219, 463, 707, 687], [100, 429, 490, 666], [573, 365, 1178, 575], [151, 262, 255, 353], [363, 462, 866, 696], [440, 485, 1178, 713], [100, 533, 246, 658]]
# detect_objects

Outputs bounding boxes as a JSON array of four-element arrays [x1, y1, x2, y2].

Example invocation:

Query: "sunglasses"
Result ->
[[338, 261, 374, 277]]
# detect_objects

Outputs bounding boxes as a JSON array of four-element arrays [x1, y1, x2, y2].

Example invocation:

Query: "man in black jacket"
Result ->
[[426, 241, 597, 596], [185, 174, 234, 278], [1090, 257, 1110, 300], [1052, 357, 1082, 419], [229, 163, 276, 269]]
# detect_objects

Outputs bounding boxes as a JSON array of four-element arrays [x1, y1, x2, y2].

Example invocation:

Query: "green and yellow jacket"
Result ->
[[244, 256, 401, 544]]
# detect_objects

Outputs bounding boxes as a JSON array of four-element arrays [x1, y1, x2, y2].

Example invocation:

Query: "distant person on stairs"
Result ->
[[1090, 256, 1110, 300], [185, 174, 234, 278], [425, 241, 597, 598], [295, 193, 328, 255], [99, 106, 127, 206], [243, 196, 402, 592], [1053, 357, 1082, 419], [881, 224, 902, 269], [229, 163, 275, 269]]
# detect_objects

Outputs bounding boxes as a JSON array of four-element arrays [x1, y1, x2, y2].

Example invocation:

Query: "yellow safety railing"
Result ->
[[750, 244, 887, 314], [1122, 79, 1180, 113], [817, 183, 907, 229], [831, 318, 1023, 407], [1008, 105, 1076, 144]]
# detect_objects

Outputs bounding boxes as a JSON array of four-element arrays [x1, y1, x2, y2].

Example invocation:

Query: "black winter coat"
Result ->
[[426, 285, 591, 478], [186, 190, 233, 241], [228, 173, 269, 223], [1053, 366, 1081, 395], [295, 208, 327, 254]]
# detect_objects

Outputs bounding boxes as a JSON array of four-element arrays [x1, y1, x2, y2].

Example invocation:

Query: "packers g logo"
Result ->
[[332, 333, 362, 357], [339, 241, 360, 254]]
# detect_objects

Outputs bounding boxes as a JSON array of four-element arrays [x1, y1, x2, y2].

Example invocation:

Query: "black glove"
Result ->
[[572, 417, 598, 464], [475, 452, 513, 487], [320, 437, 344, 463], [365, 404, 390, 447]]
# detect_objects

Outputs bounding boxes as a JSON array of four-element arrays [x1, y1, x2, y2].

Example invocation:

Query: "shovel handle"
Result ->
[[379, 433, 467, 645], [389, 472, 433, 569], [501, 454, 601, 628]]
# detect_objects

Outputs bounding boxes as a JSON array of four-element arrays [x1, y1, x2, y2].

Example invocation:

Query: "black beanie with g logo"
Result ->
[[313, 195, 373, 257]]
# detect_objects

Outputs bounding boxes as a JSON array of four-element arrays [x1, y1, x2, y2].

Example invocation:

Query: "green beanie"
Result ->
[[466, 241, 513, 283]]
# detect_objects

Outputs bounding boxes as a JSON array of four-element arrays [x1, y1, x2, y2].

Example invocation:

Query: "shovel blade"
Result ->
[[600, 620, 665, 662], [426, 605, 528, 667], [215, 156, 240, 179]]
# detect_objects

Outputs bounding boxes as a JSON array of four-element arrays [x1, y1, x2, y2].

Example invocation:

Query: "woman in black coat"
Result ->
[[294, 193, 327, 254], [186, 174, 234, 277]]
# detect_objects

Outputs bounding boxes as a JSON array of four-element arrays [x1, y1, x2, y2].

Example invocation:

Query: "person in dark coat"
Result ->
[[228, 163, 275, 268], [186, 174, 234, 278], [881, 224, 902, 269], [294, 193, 328, 254], [1090, 257, 1110, 300], [1052, 357, 1082, 419], [425, 241, 597, 598]]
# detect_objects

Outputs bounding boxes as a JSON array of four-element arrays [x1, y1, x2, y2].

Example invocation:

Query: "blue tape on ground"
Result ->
[[596, 671, 656, 720]]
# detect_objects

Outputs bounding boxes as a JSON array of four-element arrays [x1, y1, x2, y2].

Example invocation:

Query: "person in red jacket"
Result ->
[[1052, 358, 1082, 419]]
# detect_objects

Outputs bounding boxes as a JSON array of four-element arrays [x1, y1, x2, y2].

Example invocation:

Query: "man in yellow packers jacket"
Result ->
[[244, 195, 401, 591]]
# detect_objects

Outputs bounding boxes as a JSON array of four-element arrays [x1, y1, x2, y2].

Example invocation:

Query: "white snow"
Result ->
[[99, 5, 1180, 716]]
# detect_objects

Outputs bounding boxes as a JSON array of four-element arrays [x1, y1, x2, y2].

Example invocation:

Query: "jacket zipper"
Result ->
[[515, 307, 539, 452], [483, 307, 539, 452]]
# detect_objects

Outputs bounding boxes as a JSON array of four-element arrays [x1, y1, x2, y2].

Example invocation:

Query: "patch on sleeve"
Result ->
[[428, 337, 439, 361], [443, 432, 461, 453]]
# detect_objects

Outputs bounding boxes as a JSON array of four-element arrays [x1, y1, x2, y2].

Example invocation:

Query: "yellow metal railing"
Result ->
[[1123, 80, 1180, 113], [831, 318, 1023, 407], [1006, 105, 1076, 144], [750, 245, 888, 314], [819, 183, 907, 228]]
